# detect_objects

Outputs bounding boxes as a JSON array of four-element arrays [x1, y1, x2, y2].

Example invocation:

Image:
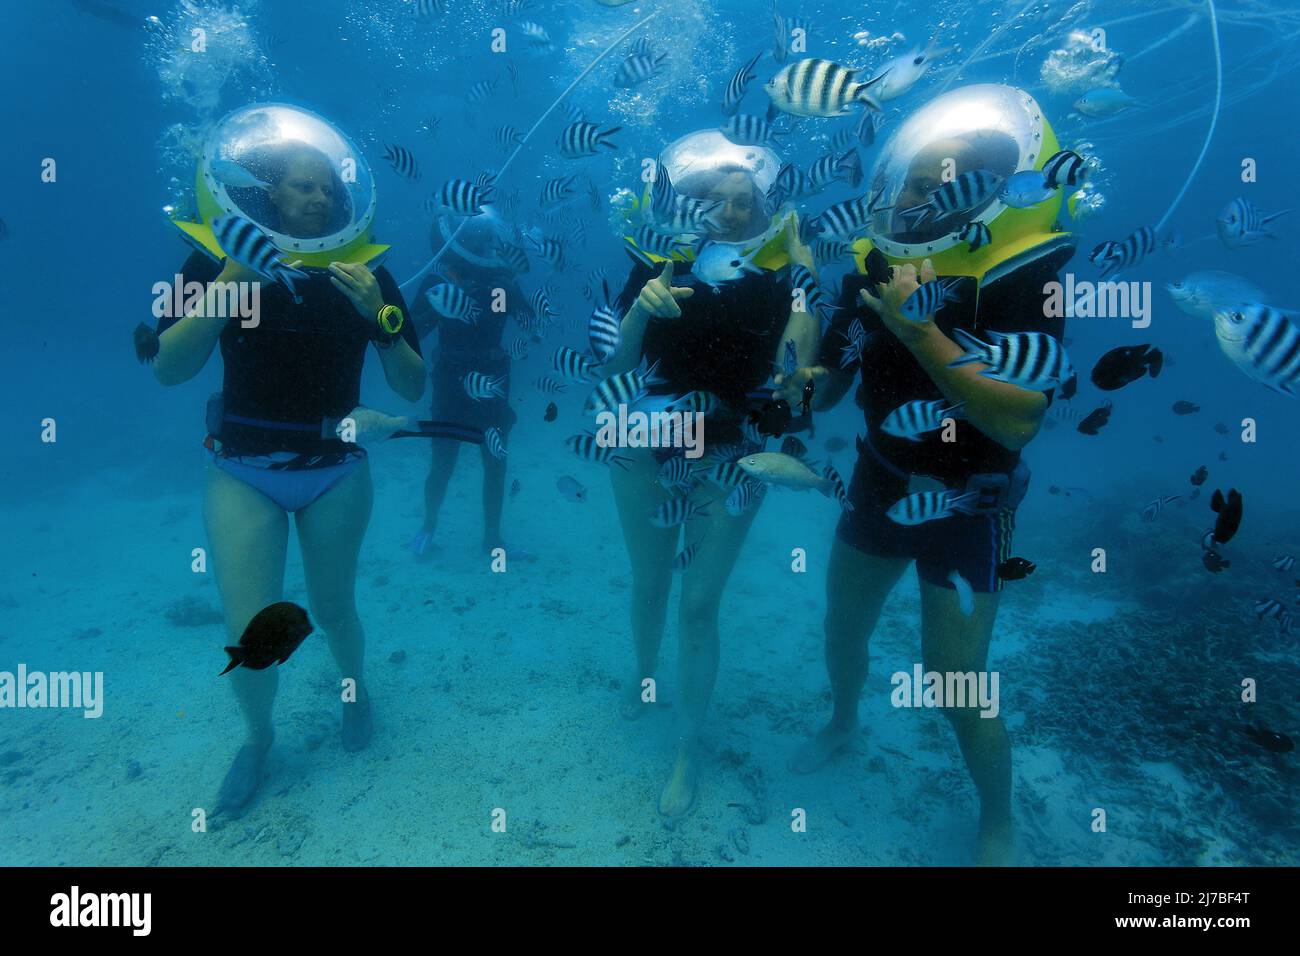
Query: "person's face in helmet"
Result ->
[[269, 151, 335, 238], [706, 171, 759, 242], [894, 138, 981, 243]]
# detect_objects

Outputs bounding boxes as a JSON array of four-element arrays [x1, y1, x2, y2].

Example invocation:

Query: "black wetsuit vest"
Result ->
[[615, 258, 793, 442], [819, 257, 1065, 483], [160, 251, 421, 456]]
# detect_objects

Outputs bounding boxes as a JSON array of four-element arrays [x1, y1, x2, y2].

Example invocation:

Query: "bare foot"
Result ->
[[658, 750, 699, 827], [342, 691, 372, 752], [215, 737, 272, 820], [619, 676, 654, 721], [976, 821, 1016, 866], [788, 721, 858, 774]]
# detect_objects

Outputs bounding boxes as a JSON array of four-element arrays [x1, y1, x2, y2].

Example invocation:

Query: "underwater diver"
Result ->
[[407, 209, 529, 559], [151, 105, 424, 819], [777, 85, 1077, 864], [606, 129, 820, 822]]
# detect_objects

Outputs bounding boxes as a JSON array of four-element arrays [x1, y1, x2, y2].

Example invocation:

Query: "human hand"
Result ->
[[865, 257, 938, 345], [634, 260, 694, 319], [329, 261, 386, 323]]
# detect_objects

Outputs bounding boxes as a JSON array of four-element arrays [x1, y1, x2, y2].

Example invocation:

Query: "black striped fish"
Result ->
[[955, 220, 992, 252], [665, 390, 720, 416], [539, 175, 579, 209], [558, 122, 621, 159], [899, 169, 1002, 226], [822, 462, 853, 511], [382, 143, 420, 181], [628, 37, 654, 58], [582, 267, 609, 301], [785, 261, 837, 321], [813, 237, 853, 264], [589, 287, 621, 362], [719, 114, 785, 149], [506, 61, 521, 97], [650, 496, 710, 528], [949, 329, 1074, 391], [705, 459, 748, 490], [585, 358, 663, 413], [529, 286, 558, 320], [412, 0, 447, 17], [1088, 225, 1156, 280], [551, 346, 599, 383], [425, 283, 480, 324], [534, 376, 568, 394], [724, 478, 766, 515], [494, 125, 524, 152], [526, 234, 565, 271], [436, 176, 494, 215], [1041, 149, 1087, 188], [462, 371, 507, 401], [484, 426, 507, 460], [1139, 494, 1182, 522], [566, 433, 631, 470], [672, 541, 704, 571], [494, 240, 530, 273], [631, 226, 697, 259], [1217, 198, 1291, 248], [507, 337, 530, 360], [772, 162, 817, 204], [211, 216, 309, 295], [519, 20, 551, 48], [613, 52, 667, 89], [886, 490, 979, 525], [721, 51, 764, 117], [814, 193, 876, 241], [658, 456, 699, 494], [764, 58, 885, 118], [839, 317, 867, 370], [881, 399, 966, 442], [899, 277, 962, 322], [808, 148, 862, 190], [1255, 598, 1293, 634], [466, 76, 499, 107], [657, 194, 723, 235], [1213, 304, 1300, 397], [1273, 555, 1295, 572]]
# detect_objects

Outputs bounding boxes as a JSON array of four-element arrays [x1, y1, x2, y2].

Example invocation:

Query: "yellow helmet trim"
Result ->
[[170, 164, 388, 268]]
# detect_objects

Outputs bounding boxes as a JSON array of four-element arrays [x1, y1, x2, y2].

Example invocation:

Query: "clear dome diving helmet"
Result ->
[[861, 83, 1076, 283], [432, 205, 513, 271], [171, 102, 386, 267], [636, 129, 793, 277]]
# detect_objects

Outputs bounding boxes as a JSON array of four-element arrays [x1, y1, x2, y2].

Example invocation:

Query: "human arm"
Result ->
[[869, 259, 1046, 452], [330, 262, 425, 403]]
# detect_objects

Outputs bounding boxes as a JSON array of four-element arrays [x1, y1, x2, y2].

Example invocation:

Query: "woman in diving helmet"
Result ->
[[151, 105, 426, 820], [604, 129, 820, 822]]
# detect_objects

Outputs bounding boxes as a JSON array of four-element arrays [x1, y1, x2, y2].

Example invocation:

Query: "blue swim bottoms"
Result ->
[[211, 449, 367, 513], [836, 456, 1016, 594]]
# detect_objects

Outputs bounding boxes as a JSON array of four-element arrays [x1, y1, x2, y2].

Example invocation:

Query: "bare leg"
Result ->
[[609, 450, 678, 720], [479, 440, 508, 551], [658, 494, 760, 820], [918, 580, 1012, 865], [203, 462, 289, 818], [414, 437, 459, 554], [296, 461, 375, 751], [789, 537, 909, 773]]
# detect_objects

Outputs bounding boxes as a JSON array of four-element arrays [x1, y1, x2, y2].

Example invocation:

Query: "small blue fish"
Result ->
[[999, 170, 1055, 209], [211, 159, 271, 191]]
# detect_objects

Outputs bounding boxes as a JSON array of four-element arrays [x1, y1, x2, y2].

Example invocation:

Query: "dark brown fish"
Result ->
[[219, 602, 313, 675], [1090, 344, 1162, 391], [133, 323, 160, 364], [824, 436, 847, 453], [1210, 488, 1243, 544], [1172, 400, 1200, 415]]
